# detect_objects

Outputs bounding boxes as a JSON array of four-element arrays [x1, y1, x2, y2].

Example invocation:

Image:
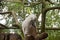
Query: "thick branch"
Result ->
[[12, 11, 19, 27], [0, 12, 12, 14], [36, 32, 48, 40], [41, 0, 46, 33], [44, 6, 60, 14], [0, 23, 20, 29], [0, 24, 8, 28], [0, 24, 19, 29], [37, 28, 60, 30], [45, 0, 54, 4]]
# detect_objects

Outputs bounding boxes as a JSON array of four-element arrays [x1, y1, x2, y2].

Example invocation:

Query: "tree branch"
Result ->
[[44, 6, 60, 14], [37, 28, 60, 30], [0, 23, 20, 29], [12, 11, 20, 28], [45, 0, 54, 4], [0, 23, 8, 28], [0, 12, 12, 14]]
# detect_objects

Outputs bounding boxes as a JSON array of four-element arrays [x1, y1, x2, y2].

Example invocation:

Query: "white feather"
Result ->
[[22, 14, 37, 37]]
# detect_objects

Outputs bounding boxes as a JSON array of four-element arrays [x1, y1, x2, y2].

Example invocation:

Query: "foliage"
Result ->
[[0, 0, 60, 40]]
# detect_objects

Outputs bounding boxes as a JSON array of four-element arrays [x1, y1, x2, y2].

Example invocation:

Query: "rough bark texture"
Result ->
[[24, 32, 48, 40], [0, 33, 22, 40]]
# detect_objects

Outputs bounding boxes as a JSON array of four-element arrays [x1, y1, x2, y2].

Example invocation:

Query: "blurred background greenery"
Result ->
[[0, 0, 60, 40]]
